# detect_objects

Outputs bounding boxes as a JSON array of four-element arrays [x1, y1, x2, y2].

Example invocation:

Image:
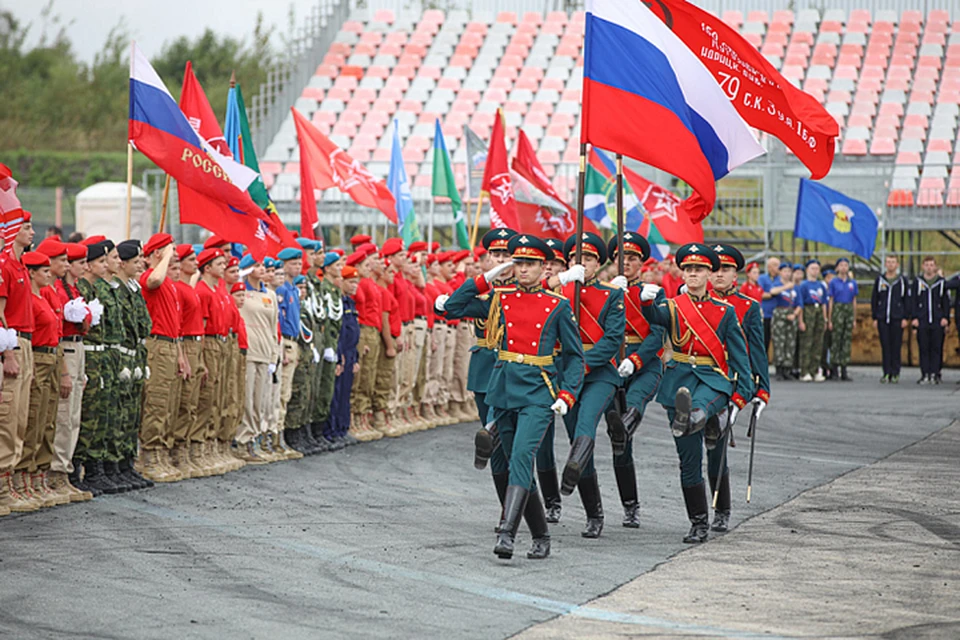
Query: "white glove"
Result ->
[[63, 298, 88, 323], [144, 366, 151, 380], [119, 367, 132, 382], [610, 275, 628, 291], [640, 284, 660, 302], [268, 363, 277, 375], [312, 346, 321, 363], [483, 260, 514, 283], [679, 284, 688, 295], [617, 358, 635, 378], [728, 404, 741, 426], [133, 367, 143, 380], [323, 347, 337, 363], [753, 397, 767, 420], [557, 264, 585, 286], [88, 299, 104, 326], [550, 398, 569, 416], [0, 328, 15, 352], [434, 294, 449, 313]]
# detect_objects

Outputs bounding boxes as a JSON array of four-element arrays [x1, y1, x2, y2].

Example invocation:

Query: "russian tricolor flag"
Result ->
[[581, 0, 764, 222], [128, 42, 269, 224]]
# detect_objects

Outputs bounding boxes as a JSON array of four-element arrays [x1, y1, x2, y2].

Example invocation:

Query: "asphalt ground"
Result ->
[[0, 366, 957, 640]]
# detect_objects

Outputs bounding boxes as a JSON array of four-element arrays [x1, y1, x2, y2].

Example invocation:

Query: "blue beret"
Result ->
[[779, 261, 793, 270], [835, 257, 850, 265], [294, 275, 305, 285], [278, 247, 303, 261], [824, 268, 836, 275], [323, 251, 340, 267], [805, 259, 820, 268], [793, 263, 804, 270], [296, 237, 321, 251], [262, 257, 277, 268], [192, 244, 204, 257], [239, 254, 257, 270]]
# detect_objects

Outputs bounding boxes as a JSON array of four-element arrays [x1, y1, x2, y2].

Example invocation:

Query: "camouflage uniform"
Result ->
[[76, 278, 126, 463], [831, 302, 854, 366], [112, 277, 140, 460], [311, 276, 342, 427], [285, 276, 324, 429], [771, 307, 797, 368]]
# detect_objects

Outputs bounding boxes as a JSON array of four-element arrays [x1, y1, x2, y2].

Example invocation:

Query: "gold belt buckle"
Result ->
[[516, 353, 525, 363]]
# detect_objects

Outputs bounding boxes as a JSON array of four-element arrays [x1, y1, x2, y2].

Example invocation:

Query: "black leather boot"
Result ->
[[85, 460, 120, 495], [303, 424, 326, 455], [72, 462, 102, 497], [286, 428, 307, 454], [121, 458, 152, 489], [105, 460, 134, 493], [704, 414, 722, 451], [494, 485, 529, 559], [614, 463, 640, 528], [492, 471, 508, 533], [607, 406, 642, 457], [538, 468, 562, 523], [577, 474, 604, 538], [316, 423, 341, 451], [561, 435, 594, 495], [709, 474, 731, 532], [840, 365, 851, 381], [524, 490, 551, 559], [474, 425, 497, 470], [671, 387, 692, 437], [682, 482, 710, 543]]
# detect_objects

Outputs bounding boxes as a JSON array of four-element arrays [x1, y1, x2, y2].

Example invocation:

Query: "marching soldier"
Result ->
[[538, 236, 567, 522], [707, 244, 769, 532], [640, 243, 753, 544], [871, 254, 910, 384], [559, 232, 625, 539], [827, 258, 857, 382], [606, 233, 666, 529], [445, 233, 584, 560], [911, 256, 951, 384], [797, 260, 828, 382]]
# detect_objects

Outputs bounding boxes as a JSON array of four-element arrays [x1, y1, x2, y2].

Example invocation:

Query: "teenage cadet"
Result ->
[[50, 242, 92, 502], [444, 233, 584, 560], [797, 260, 829, 382], [827, 258, 858, 382], [275, 246, 303, 445], [314, 251, 345, 447], [771, 262, 799, 381], [707, 244, 770, 532], [171, 245, 206, 474], [640, 243, 753, 544], [871, 254, 910, 384], [911, 256, 951, 384], [285, 239, 323, 456], [606, 233, 665, 529], [195, 247, 232, 474], [559, 232, 625, 539], [350, 244, 384, 438], [372, 256, 402, 437], [758, 257, 781, 352], [331, 265, 361, 442]]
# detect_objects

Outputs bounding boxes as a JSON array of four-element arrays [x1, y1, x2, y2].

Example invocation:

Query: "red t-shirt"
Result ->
[[423, 281, 440, 329], [0, 255, 35, 333], [380, 285, 401, 338], [139, 269, 182, 339], [54, 278, 87, 337], [739, 281, 764, 303], [356, 277, 383, 330], [390, 274, 416, 323], [31, 291, 60, 347], [174, 280, 204, 337], [411, 285, 427, 320], [195, 279, 228, 336], [435, 279, 458, 326]]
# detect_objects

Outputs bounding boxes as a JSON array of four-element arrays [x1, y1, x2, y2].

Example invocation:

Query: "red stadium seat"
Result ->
[[842, 139, 867, 156], [497, 11, 518, 25], [721, 10, 743, 29], [327, 87, 352, 101], [437, 77, 461, 91], [372, 148, 391, 162], [339, 111, 364, 125], [488, 78, 513, 90], [312, 111, 336, 125], [870, 138, 896, 155], [302, 87, 324, 100], [399, 100, 423, 114], [504, 101, 527, 114], [283, 162, 299, 174], [896, 151, 921, 165], [418, 112, 440, 124], [360, 32, 383, 46], [378, 42, 403, 56], [347, 147, 370, 162], [847, 114, 872, 128], [886, 189, 914, 206]]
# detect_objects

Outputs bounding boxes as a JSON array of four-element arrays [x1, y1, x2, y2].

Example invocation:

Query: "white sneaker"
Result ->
[[801, 374, 813, 382], [814, 373, 826, 382]]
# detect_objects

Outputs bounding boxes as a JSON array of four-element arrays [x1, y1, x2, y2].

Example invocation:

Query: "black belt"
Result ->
[[205, 334, 228, 342], [240, 348, 248, 355], [61, 335, 83, 343], [33, 346, 58, 354], [149, 334, 180, 343], [16, 331, 31, 339], [182, 335, 203, 342]]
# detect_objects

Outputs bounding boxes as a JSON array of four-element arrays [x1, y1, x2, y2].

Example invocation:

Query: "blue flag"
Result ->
[[795, 178, 878, 259], [388, 121, 420, 244]]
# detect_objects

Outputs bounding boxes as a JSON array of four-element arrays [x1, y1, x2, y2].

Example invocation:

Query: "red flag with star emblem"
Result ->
[[481, 110, 520, 230], [622, 164, 703, 245]]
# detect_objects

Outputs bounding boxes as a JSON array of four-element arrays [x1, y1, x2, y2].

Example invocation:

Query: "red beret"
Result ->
[[66, 243, 87, 262], [176, 244, 194, 261], [407, 240, 428, 253], [197, 248, 225, 268], [380, 237, 403, 258], [341, 265, 359, 279], [345, 251, 366, 267], [437, 251, 452, 263], [230, 282, 245, 294], [473, 246, 487, 258], [357, 242, 377, 256], [426, 254, 438, 265], [22, 251, 50, 268], [36, 238, 68, 259], [143, 233, 174, 257], [226, 256, 240, 268], [81, 235, 107, 246], [332, 247, 345, 256], [203, 235, 229, 250], [430, 242, 440, 252], [350, 234, 372, 247], [21, 211, 32, 223], [451, 249, 470, 264]]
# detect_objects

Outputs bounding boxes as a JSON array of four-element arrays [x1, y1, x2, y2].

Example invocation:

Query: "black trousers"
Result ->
[[877, 320, 904, 376], [917, 325, 945, 375], [763, 317, 772, 354]]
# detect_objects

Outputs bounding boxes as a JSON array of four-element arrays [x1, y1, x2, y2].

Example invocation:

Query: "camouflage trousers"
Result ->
[[799, 305, 826, 377], [114, 348, 144, 460], [831, 303, 854, 366], [311, 356, 336, 426], [286, 341, 318, 429], [771, 308, 798, 368], [77, 348, 121, 463]]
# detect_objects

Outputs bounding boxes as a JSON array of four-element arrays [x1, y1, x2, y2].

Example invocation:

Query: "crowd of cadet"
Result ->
[[0, 218, 492, 515]]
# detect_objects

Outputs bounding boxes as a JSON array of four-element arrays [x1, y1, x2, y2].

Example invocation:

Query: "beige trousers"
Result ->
[[277, 338, 299, 431], [52, 339, 85, 474], [0, 337, 34, 471], [174, 338, 203, 444], [21, 350, 59, 472], [453, 322, 474, 405], [239, 359, 271, 443], [139, 336, 181, 450], [442, 324, 456, 404], [350, 325, 381, 416]]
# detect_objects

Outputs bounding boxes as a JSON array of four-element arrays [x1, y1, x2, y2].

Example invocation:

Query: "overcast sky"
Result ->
[[4, 0, 322, 63]]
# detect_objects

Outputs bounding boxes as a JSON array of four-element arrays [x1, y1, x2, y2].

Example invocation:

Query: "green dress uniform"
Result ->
[[641, 243, 753, 544], [604, 234, 665, 529], [559, 233, 625, 539], [311, 268, 343, 441], [445, 234, 584, 560], [286, 272, 323, 453]]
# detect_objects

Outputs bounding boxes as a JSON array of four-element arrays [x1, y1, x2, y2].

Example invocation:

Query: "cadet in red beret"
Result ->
[[350, 234, 372, 248], [348, 243, 384, 441], [203, 235, 230, 251]]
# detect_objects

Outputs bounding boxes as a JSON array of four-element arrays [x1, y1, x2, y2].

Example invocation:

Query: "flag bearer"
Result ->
[[640, 243, 752, 544], [605, 233, 665, 529], [444, 233, 584, 560]]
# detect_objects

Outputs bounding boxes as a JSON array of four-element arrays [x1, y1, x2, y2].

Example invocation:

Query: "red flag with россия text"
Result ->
[[646, 0, 838, 179]]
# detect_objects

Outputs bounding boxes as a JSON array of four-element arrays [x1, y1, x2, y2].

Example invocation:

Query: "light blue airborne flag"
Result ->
[[388, 120, 420, 244], [794, 178, 878, 259]]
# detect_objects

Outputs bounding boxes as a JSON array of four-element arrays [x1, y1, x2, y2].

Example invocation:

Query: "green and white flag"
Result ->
[[432, 119, 470, 249]]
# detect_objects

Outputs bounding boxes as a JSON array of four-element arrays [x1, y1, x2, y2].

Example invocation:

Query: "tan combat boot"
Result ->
[[434, 403, 451, 425], [138, 450, 169, 483], [203, 440, 227, 475], [0, 470, 13, 516], [13, 470, 46, 509], [45, 470, 74, 503], [187, 441, 210, 477], [277, 432, 303, 460], [33, 471, 69, 506], [347, 416, 371, 442], [57, 470, 93, 502], [170, 445, 197, 479], [1, 470, 36, 513]]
